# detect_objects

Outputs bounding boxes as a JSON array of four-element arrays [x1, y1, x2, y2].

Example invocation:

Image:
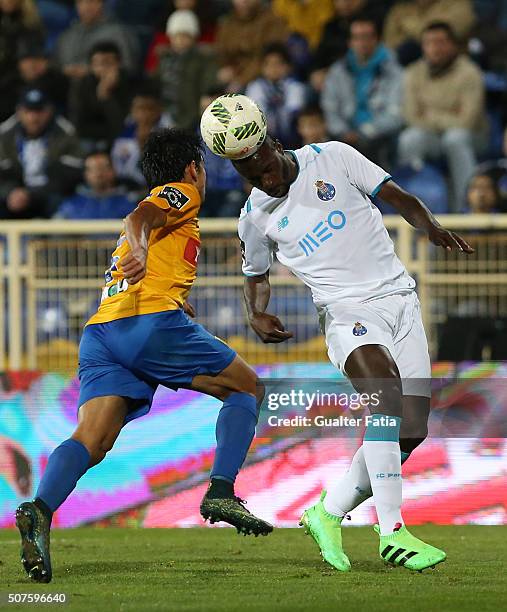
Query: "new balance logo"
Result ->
[[277, 216, 289, 231]]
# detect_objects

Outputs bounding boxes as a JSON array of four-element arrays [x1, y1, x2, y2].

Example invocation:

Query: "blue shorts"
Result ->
[[78, 309, 236, 424]]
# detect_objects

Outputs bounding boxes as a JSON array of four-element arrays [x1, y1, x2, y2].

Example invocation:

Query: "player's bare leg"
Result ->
[[16, 397, 129, 583], [188, 355, 273, 536], [302, 346, 444, 571], [301, 345, 402, 570]]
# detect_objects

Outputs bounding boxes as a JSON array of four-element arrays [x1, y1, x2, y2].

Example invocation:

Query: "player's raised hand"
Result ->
[[249, 312, 293, 344], [121, 248, 147, 284], [427, 225, 475, 254]]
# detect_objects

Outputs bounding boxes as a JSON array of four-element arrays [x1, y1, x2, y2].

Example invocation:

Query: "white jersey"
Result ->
[[238, 141, 415, 306]]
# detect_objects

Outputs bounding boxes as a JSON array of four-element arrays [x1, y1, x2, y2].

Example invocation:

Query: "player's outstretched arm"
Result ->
[[378, 180, 474, 254], [244, 273, 293, 344], [121, 202, 168, 284]]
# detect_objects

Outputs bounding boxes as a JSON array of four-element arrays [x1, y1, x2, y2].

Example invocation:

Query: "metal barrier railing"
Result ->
[[0, 215, 506, 370]]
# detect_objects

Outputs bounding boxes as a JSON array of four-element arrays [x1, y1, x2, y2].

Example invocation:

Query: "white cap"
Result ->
[[166, 10, 200, 38]]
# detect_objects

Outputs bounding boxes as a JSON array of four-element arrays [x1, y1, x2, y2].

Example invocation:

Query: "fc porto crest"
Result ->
[[315, 179, 336, 201], [352, 322, 367, 336]]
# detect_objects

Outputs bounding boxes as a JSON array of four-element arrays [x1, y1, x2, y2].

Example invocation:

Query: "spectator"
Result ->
[[108, 0, 167, 60], [465, 174, 500, 214], [199, 89, 245, 217], [69, 41, 133, 149], [36, 1, 74, 50], [398, 22, 487, 211], [17, 39, 69, 115], [111, 82, 172, 190], [468, 2, 507, 74], [55, 150, 135, 219], [55, 0, 140, 78], [215, 0, 288, 91], [321, 15, 402, 166], [272, 0, 334, 49], [158, 9, 217, 130], [475, 126, 507, 208], [0, 88, 82, 219], [384, 0, 475, 64], [310, 0, 388, 91], [245, 43, 307, 148], [0, 0, 44, 121], [144, 0, 224, 73], [297, 106, 329, 146]]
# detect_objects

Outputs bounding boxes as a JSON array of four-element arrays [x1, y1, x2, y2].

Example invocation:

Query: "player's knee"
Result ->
[[232, 366, 259, 397], [73, 432, 117, 468], [88, 439, 115, 467]]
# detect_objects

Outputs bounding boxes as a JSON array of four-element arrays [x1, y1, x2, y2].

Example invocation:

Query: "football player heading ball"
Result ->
[[201, 95, 474, 572]]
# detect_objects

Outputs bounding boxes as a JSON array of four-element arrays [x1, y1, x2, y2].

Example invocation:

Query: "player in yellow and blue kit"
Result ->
[[15, 129, 272, 584]]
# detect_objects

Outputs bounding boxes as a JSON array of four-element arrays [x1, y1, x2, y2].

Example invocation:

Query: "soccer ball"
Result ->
[[200, 94, 267, 160]]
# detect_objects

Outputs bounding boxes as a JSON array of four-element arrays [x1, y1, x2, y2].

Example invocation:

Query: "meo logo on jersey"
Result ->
[[315, 179, 336, 201], [353, 322, 367, 336], [158, 186, 190, 210], [298, 209, 346, 256]]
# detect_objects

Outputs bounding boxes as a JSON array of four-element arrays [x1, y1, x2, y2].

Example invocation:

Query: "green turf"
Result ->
[[0, 526, 504, 612]]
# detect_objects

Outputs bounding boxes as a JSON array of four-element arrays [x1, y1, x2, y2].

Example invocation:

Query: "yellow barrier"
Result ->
[[0, 215, 506, 370]]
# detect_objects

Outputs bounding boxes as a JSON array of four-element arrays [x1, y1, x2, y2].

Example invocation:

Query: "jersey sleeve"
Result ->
[[141, 182, 200, 227], [328, 141, 391, 197], [238, 210, 274, 276]]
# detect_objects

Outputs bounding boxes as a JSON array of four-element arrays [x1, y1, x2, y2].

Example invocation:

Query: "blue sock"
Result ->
[[211, 392, 258, 483], [401, 450, 411, 464], [36, 439, 90, 513]]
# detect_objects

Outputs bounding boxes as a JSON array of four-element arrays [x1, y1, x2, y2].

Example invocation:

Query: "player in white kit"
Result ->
[[234, 136, 473, 572]]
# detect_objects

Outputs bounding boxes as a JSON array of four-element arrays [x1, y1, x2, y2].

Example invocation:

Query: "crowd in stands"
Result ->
[[1, 0, 507, 221]]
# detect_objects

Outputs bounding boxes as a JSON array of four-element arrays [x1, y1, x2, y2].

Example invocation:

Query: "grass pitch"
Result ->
[[0, 526, 505, 612]]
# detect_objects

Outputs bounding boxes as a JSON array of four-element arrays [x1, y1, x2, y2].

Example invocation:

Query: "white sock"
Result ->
[[323, 446, 372, 516], [363, 439, 403, 535]]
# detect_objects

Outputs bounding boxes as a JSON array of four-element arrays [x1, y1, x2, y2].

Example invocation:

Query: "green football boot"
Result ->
[[200, 492, 273, 536], [16, 501, 52, 583], [299, 490, 351, 572], [375, 524, 446, 572]]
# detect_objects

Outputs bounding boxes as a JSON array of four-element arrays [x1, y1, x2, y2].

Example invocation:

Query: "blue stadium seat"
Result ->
[[378, 164, 449, 214]]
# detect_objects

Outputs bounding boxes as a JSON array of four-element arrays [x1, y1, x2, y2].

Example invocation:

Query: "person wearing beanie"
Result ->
[[157, 9, 218, 129]]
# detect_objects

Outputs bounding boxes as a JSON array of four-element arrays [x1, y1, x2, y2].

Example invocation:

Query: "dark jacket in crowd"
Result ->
[[69, 71, 133, 145], [158, 45, 217, 130], [56, 15, 140, 74], [0, 10, 44, 121], [0, 115, 83, 218]]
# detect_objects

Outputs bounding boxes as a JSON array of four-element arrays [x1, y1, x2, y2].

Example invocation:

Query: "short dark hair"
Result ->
[[349, 13, 381, 37], [133, 78, 162, 102], [297, 105, 324, 122], [141, 128, 205, 189], [203, 85, 226, 99], [262, 42, 292, 65], [88, 41, 122, 62], [85, 150, 112, 163], [422, 21, 458, 43]]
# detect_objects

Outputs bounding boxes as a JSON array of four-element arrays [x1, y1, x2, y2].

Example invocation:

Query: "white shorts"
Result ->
[[318, 291, 431, 397]]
